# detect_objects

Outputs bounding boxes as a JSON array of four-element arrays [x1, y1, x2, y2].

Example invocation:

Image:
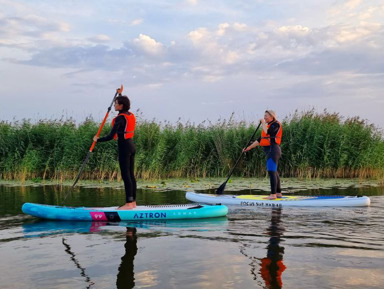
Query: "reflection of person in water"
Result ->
[[260, 208, 286, 289], [116, 227, 138, 289]]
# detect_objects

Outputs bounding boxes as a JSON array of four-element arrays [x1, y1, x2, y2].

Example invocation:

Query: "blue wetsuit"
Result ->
[[258, 121, 281, 195]]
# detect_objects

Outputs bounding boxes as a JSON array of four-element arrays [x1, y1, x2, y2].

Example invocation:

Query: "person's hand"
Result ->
[[93, 135, 99, 142], [243, 147, 251, 153], [260, 118, 265, 124]]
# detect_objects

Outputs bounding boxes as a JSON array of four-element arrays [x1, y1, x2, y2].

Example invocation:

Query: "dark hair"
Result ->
[[116, 95, 130, 111]]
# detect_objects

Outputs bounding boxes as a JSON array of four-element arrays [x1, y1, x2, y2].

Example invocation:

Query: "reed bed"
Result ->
[[1, 110, 383, 182]]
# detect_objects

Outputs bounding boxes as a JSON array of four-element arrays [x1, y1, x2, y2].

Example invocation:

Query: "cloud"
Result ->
[[1, 0, 384, 130], [217, 23, 230, 36], [328, 0, 384, 25], [132, 34, 164, 56], [233, 22, 247, 31], [188, 27, 209, 44], [0, 14, 71, 47], [278, 25, 310, 35], [9, 18, 383, 87], [130, 18, 143, 26], [185, 0, 198, 6], [331, 22, 381, 43], [344, 0, 363, 10], [88, 34, 111, 43], [1, 1, 382, 88]]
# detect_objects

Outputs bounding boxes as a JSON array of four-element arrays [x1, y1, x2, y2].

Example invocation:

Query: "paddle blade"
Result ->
[[216, 182, 227, 195]]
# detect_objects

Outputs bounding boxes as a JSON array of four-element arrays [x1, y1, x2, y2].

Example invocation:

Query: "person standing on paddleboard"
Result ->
[[243, 110, 283, 200], [93, 96, 137, 210]]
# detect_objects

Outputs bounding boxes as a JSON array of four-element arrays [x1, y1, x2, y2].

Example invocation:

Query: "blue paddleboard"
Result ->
[[22, 203, 228, 221]]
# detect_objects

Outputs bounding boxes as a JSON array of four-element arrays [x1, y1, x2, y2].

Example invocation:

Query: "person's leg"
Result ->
[[274, 147, 282, 198], [267, 146, 282, 199], [129, 152, 137, 207], [123, 155, 135, 203], [276, 172, 282, 198], [267, 158, 278, 199], [118, 142, 135, 210]]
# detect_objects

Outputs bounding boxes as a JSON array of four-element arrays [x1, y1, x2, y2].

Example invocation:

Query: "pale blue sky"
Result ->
[[1, 0, 383, 129]]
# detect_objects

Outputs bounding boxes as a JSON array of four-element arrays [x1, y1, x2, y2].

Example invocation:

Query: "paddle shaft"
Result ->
[[217, 121, 262, 194], [89, 94, 119, 152], [62, 86, 123, 205]]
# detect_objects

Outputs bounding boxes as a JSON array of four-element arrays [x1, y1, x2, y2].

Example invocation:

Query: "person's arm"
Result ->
[[261, 118, 268, 134], [243, 139, 260, 152], [267, 122, 280, 144], [93, 116, 122, 143], [243, 118, 265, 152]]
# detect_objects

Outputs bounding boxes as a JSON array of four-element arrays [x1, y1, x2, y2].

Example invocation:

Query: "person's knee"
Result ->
[[268, 171, 277, 179]]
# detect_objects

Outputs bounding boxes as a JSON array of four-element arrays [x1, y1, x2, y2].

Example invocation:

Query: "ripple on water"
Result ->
[[0, 185, 383, 289]]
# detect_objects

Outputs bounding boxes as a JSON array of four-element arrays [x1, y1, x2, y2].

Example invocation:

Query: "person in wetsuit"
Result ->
[[93, 96, 137, 210], [243, 110, 283, 199]]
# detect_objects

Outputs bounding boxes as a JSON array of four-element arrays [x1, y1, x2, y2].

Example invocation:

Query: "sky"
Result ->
[[0, 0, 383, 130]]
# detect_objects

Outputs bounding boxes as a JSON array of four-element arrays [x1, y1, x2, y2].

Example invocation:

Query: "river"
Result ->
[[0, 184, 383, 289]]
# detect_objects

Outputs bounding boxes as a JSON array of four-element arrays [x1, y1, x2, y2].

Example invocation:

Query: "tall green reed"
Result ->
[[0, 109, 383, 182]]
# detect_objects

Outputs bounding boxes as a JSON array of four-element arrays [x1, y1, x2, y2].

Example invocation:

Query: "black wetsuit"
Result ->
[[98, 112, 137, 203], [257, 121, 281, 195]]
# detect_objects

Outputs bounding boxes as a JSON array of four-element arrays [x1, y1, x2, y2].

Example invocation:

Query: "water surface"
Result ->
[[0, 184, 383, 289]]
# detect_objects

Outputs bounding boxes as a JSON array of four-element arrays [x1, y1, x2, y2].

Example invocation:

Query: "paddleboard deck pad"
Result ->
[[186, 192, 370, 207], [22, 203, 228, 221]]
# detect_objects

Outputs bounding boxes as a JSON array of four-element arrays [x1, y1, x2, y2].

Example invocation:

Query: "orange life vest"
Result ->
[[112, 112, 136, 140], [260, 121, 282, 146]]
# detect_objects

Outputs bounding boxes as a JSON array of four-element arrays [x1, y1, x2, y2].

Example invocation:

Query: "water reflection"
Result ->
[[62, 237, 95, 288], [116, 227, 138, 289], [22, 218, 227, 288], [260, 208, 286, 289], [235, 208, 286, 288], [23, 221, 139, 288]]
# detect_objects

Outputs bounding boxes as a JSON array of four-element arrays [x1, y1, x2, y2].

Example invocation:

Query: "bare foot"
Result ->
[[117, 203, 135, 210], [266, 194, 277, 200], [132, 201, 137, 208], [276, 193, 283, 198]]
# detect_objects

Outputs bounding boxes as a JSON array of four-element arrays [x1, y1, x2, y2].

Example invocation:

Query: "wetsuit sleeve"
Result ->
[[97, 116, 123, 142], [267, 122, 280, 145]]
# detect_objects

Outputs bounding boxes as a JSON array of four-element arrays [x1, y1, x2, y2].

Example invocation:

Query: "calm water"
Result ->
[[0, 184, 383, 289]]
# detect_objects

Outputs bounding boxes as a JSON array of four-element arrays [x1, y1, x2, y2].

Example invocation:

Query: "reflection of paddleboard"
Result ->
[[22, 203, 228, 221], [22, 217, 228, 237], [186, 192, 371, 207]]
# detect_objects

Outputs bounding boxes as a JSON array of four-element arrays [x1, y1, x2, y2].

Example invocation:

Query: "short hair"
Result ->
[[116, 96, 130, 111]]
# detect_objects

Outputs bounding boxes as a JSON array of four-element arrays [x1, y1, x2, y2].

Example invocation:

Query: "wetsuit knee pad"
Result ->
[[267, 158, 278, 172]]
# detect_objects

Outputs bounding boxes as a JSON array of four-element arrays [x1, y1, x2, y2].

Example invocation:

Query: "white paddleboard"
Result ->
[[186, 192, 371, 207]]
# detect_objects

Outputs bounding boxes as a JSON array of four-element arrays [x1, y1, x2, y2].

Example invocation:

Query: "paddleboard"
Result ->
[[22, 203, 228, 221], [186, 192, 371, 207]]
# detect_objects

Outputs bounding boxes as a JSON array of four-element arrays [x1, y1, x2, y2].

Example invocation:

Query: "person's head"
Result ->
[[115, 96, 130, 112], [264, 110, 277, 123]]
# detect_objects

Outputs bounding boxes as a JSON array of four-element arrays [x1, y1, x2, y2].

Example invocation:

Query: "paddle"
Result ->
[[216, 121, 262, 195], [62, 85, 123, 205]]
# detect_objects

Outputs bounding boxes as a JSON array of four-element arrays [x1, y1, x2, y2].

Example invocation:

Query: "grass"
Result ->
[[0, 109, 383, 182]]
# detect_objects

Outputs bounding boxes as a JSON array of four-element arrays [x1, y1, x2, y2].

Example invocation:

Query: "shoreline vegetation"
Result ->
[[1, 110, 383, 183], [0, 177, 382, 193]]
